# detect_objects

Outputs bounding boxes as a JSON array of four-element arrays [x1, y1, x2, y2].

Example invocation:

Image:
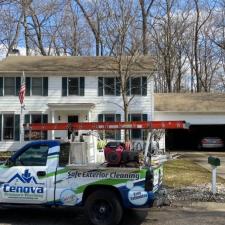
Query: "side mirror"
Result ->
[[5, 158, 15, 167]]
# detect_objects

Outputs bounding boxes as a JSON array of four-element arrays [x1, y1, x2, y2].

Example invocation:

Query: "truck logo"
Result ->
[[7, 169, 44, 185], [3, 169, 44, 195]]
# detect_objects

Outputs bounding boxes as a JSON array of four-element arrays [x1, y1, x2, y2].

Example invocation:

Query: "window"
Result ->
[[62, 77, 85, 96], [104, 78, 115, 95], [127, 76, 147, 96], [3, 114, 14, 140], [24, 114, 48, 141], [98, 114, 121, 140], [129, 114, 147, 139], [1, 114, 20, 141], [68, 78, 79, 95], [0, 77, 48, 97], [4, 77, 15, 95], [15, 145, 49, 166], [25, 77, 48, 96], [98, 77, 120, 96], [32, 77, 42, 95], [131, 77, 141, 95]]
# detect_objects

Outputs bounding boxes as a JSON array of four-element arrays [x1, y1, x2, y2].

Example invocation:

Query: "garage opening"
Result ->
[[166, 125, 225, 150]]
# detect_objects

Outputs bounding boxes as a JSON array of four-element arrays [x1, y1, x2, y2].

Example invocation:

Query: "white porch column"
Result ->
[[51, 110, 55, 140], [88, 110, 92, 122]]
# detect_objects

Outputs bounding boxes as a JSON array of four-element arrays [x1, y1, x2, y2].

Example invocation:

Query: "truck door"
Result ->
[[0, 143, 49, 204]]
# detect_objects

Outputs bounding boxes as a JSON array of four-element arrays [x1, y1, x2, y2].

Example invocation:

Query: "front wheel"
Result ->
[[85, 189, 123, 225]]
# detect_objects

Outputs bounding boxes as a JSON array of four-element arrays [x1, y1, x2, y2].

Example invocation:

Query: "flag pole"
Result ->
[[19, 71, 26, 144]]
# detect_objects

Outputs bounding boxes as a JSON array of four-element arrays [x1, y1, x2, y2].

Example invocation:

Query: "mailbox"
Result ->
[[208, 156, 220, 167]]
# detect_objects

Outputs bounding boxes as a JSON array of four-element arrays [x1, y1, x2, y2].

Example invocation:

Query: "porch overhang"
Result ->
[[47, 103, 95, 111]]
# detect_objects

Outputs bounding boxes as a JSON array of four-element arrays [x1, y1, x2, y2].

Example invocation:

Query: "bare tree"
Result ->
[[75, 0, 104, 56], [138, 0, 155, 55]]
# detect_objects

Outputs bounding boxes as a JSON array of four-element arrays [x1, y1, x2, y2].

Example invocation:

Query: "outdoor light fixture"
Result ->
[[58, 116, 61, 121]]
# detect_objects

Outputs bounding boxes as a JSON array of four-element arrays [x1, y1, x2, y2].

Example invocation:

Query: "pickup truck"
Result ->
[[0, 140, 163, 225]]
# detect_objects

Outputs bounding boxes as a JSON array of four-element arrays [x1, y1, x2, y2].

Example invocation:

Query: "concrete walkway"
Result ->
[[172, 151, 225, 180]]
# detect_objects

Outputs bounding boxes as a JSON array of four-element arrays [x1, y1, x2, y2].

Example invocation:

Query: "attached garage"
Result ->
[[154, 93, 225, 150]]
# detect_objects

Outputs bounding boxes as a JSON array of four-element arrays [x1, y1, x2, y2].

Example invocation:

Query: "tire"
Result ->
[[85, 189, 123, 225]]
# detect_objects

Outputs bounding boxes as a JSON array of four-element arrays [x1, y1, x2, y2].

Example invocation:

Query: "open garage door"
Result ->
[[166, 125, 225, 150]]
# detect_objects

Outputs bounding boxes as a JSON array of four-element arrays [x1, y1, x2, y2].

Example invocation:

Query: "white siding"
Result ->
[[0, 75, 154, 151]]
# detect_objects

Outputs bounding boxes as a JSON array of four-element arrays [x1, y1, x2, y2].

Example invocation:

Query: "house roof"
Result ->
[[0, 56, 155, 75], [155, 93, 225, 113]]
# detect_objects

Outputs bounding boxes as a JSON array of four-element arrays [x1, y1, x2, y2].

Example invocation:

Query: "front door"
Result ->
[[0, 144, 49, 204], [68, 115, 78, 139]]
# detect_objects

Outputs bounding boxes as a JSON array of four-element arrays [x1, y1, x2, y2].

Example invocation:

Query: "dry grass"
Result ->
[[163, 159, 225, 188]]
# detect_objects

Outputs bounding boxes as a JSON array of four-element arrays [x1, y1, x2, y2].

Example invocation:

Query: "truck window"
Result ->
[[15, 145, 49, 166], [59, 143, 70, 167]]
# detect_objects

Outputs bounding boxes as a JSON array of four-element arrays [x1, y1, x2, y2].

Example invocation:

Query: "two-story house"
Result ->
[[0, 56, 154, 151]]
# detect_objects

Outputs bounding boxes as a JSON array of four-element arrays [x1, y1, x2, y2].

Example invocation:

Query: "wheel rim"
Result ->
[[91, 199, 113, 222]]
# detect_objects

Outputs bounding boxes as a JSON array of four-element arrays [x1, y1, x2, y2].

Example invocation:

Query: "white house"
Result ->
[[0, 56, 154, 151]]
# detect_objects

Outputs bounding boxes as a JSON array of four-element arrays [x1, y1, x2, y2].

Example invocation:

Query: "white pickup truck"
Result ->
[[0, 140, 163, 225]]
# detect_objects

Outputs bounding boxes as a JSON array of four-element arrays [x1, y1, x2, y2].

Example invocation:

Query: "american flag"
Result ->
[[19, 72, 26, 105]]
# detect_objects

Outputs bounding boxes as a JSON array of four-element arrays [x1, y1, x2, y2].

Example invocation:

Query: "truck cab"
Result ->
[[0, 140, 163, 225]]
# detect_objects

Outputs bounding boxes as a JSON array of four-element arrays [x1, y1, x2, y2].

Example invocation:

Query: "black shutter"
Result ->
[[14, 114, 20, 141], [25, 77, 30, 96], [43, 77, 48, 96], [98, 77, 103, 96], [80, 77, 85, 96], [128, 114, 131, 121], [16, 77, 21, 96], [0, 114, 2, 141], [98, 114, 104, 122], [142, 114, 148, 121], [115, 114, 121, 140], [126, 78, 130, 96], [116, 77, 120, 96], [24, 114, 30, 124], [42, 114, 48, 123], [0, 77, 3, 96], [142, 77, 147, 96], [62, 77, 67, 96], [24, 114, 30, 141]]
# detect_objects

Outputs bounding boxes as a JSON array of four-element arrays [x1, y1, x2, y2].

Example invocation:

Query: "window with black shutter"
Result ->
[[98, 77, 120, 96], [62, 77, 85, 96], [127, 76, 147, 96], [24, 114, 48, 141]]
